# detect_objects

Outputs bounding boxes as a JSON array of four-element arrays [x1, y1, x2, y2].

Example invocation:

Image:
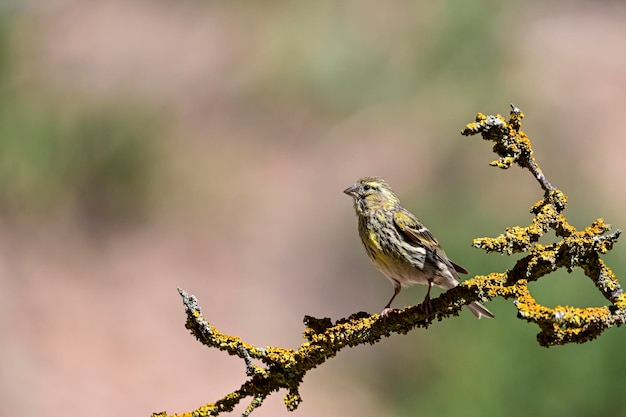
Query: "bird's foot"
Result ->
[[418, 296, 433, 317], [381, 307, 396, 317]]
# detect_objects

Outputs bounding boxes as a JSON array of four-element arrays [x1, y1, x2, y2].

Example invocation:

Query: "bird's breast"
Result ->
[[367, 230, 383, 252]]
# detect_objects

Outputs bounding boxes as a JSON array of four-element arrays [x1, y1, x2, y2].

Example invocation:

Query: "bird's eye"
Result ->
[[363, 184, 371, 191]]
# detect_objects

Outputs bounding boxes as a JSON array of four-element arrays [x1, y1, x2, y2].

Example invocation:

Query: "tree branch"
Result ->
[[152, 105, 625, 417]]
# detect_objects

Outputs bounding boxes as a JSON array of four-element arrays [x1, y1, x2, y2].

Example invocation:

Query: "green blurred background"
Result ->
[[1, 1, 625, 416]]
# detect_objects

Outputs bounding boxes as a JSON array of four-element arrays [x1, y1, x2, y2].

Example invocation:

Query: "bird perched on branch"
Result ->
[[344, 176, 494, 319]]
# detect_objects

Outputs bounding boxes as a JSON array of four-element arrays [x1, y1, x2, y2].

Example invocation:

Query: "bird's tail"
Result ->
[[467, 302, 495, 319]]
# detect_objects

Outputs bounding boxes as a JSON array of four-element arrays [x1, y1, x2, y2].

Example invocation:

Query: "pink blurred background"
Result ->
[[1, 1, 626, 416]]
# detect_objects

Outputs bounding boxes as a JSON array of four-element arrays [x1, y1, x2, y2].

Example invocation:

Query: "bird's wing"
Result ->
[[393, 209, 439, 249], [393, 209, 469, 275]]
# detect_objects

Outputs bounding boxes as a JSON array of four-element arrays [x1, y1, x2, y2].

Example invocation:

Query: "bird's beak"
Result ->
[[343, 184, 357, 197]]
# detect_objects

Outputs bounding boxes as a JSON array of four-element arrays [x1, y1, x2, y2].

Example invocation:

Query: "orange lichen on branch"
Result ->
[[462, 104, 625, 347], [154, 290, 460, 417], [472, 190, 568, 255]]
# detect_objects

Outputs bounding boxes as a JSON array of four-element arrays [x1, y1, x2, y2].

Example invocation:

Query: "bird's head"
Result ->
[[343, 177, 400, 214]]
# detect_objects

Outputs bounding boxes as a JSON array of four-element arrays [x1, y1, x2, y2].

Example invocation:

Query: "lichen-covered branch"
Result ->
[[461, 104, 625, 345], [152, 105, 624, 417], [152, 288, 468, 417]]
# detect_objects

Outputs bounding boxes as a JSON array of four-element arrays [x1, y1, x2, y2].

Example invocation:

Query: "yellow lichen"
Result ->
[[463, 105, 624, 347]]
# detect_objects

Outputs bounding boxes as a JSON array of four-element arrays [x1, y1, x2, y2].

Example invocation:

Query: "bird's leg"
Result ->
[[419, 279, 434, 316], [381, 284, 401, 317]]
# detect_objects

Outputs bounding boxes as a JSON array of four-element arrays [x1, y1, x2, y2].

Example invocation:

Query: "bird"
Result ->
[[344, 176, 494, 319]]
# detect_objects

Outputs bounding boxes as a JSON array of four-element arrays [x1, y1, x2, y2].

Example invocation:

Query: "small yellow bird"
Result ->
[[344, 176, 494, 319]]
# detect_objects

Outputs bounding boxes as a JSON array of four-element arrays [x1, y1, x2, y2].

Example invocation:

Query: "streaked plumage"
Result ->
[[344, 176, 494, 319]]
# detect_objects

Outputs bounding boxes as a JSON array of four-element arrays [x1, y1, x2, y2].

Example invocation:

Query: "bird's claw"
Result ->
[[381, 307, 396, 317], [419, 295, 433, 317]]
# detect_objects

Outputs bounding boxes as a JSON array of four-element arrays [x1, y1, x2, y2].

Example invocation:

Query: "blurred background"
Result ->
[[1, 1, 625, 416]]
